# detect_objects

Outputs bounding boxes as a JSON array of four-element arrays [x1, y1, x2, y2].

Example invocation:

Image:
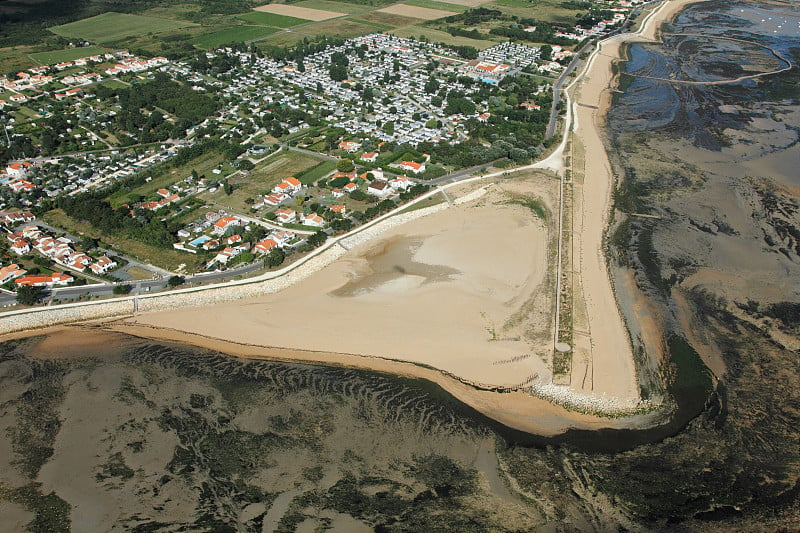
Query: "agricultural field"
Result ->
[[355, 11, 423, 28], [253, 4, 344, 21], [375, 4, 459, 20], [49, 12, 197, 43], [238, 11, 310, 28], [301, 19, 388, 39], [405, 0, 472, 13], [390, 25, 499, 48], [190, 26, 279, 49], [294, 0, 380, 15], [27, 46, 111, 65]]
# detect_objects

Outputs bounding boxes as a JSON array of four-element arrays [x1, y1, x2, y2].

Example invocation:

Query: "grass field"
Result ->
[[297, 160, 337, 185], [405, 0, 470, 13], [50, 12, 196, 43], [238, 11, 310, 28], [100, 79, 129, 89], [260, 31, 308, 48], [390, 26, 498, 48], [191, 26, 279, 48], [301, 19, 385, 38], [0, 45, 36, 73], [28, 46, 111, 65], [356, 11, 422, 28], [492, 0, 531, 6], [375, 4, 458, 20], [108, 150, 231, 208], [199, 152, 319, 213], [488, 0, 581, 23], [348, 18, 397, 31]]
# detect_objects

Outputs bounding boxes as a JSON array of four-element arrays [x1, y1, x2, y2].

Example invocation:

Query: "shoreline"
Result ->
[[559, 0, 710, 400], [3, 0, 701, 436]]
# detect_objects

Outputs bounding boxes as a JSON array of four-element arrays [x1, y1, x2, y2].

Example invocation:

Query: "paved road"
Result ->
[[545, 5, 646, 139], [546, 46, 589, 139]]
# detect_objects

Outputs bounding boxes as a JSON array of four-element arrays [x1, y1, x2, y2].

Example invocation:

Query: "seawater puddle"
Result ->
[[331, 236, 459, 297]]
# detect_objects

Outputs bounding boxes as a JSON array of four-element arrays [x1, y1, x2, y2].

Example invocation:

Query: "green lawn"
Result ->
[[100, 79, 129, 89], [191, 26, 279, 49], [238, 11, 310, 28], [50, 12, 196, 43], [28, 46, 111, 65]]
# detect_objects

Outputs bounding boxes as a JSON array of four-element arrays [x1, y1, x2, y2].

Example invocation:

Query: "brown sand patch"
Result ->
[[376, 4, 458, 20], [253, 3, 344, 21]]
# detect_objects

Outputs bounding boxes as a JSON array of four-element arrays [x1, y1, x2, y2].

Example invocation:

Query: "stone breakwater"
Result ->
[[0, 198, 458, 336], [529, 381, 653, 415]]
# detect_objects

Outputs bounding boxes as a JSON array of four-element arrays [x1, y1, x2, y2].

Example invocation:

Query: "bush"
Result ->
[[113, 284, 132, 295], [167, 275, 185, 288]]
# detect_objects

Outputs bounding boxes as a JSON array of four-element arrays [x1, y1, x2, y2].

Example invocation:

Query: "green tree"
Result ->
[[16, 285, 44, 306], [80, 236, 98, 250], [266, 248, 285, 268], [306, 231, 327, 247], [336, 158, 355, 172], [362, 86, 374, 101], [424, 77, 440, 94], [329, 64, 348, 82]]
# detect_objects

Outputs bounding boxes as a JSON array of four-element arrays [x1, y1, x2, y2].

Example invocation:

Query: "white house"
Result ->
[[399, 161, 425, 174], [368, 179, 391, 197], [272, 176, 303, 196]]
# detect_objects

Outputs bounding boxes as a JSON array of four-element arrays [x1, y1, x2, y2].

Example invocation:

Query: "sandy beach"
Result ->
[[119, 177, 557, 389], [9, 0, 703, 434]]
